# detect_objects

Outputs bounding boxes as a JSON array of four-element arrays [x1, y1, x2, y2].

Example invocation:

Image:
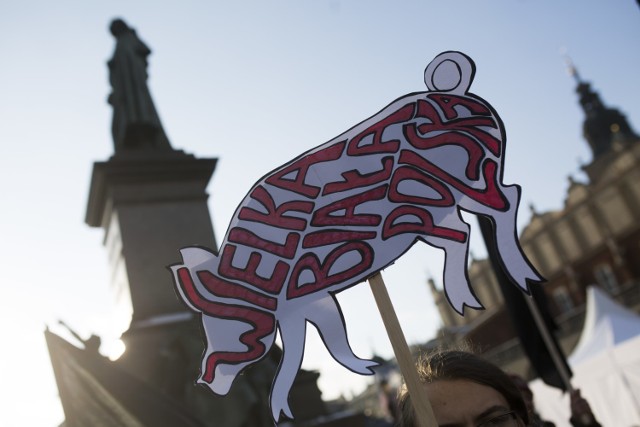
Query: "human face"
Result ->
[[425, 379, 522, 427]]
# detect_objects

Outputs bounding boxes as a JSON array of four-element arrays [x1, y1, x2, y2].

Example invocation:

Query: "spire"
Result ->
[[566, 56, 639, 161], [563, 54, 582, 85], [426, 276, 438, 295]]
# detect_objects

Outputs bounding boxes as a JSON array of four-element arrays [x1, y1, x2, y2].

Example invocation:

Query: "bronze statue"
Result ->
[[108, 18, 172, 152]]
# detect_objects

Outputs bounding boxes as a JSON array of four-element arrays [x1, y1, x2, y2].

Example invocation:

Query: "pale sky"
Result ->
[[1, 1, 639, 425]]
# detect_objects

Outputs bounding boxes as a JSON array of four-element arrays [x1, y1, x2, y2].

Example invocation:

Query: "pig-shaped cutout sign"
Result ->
[[170, 51, 542, 422]]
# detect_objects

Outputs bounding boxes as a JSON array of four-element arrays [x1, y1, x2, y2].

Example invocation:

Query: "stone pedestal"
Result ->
[[86, 150, 218, 326], [84, 149, 326, 426]]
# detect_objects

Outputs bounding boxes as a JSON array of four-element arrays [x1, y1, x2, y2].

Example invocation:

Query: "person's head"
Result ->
[[397, 350, 529, 427], [508, 373, 535, 417]]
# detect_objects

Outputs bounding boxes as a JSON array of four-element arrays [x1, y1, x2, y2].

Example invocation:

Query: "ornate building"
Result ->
[[430, 64, 640, 376]]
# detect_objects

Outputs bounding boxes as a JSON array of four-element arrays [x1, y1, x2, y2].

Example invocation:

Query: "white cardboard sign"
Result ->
[[170, 51, 541, 421]]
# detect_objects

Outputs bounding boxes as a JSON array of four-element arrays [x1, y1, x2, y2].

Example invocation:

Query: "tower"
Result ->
[[78, 19, 331, 427], [85, 19, 218, 369], [568, 60, 640, 181], [84, 19, 283, 427]]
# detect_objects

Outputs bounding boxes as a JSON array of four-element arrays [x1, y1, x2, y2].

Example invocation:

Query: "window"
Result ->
[[594, 264, 619, 294], [552, 286, 574, 313]]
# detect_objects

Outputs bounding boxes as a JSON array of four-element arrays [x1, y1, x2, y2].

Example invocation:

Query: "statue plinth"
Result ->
[[86, 150, 217, 228], [85, 149, 218, 324]]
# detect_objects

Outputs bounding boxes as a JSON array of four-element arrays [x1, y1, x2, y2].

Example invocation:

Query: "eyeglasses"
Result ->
[[477, 411, 519, 427]]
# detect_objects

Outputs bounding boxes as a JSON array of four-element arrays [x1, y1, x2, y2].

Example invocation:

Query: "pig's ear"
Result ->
[[424, 51, 476, 95]]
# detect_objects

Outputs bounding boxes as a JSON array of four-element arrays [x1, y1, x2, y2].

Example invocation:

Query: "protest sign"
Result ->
[[170, 51, 541, 423]]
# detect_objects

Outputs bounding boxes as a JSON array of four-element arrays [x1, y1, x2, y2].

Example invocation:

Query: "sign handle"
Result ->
[[368, 272, 437, 427]]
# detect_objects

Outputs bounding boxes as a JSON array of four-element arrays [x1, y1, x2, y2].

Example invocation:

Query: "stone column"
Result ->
[[86, 150, 218, 326]]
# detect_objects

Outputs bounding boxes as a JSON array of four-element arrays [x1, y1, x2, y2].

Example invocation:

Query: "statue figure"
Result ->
[[58, 320, 102, 354], [107, 18, 172, 152]]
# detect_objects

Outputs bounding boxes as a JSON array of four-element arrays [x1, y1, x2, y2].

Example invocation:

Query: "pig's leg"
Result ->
[[462, 184, 543, 292], [424, 212, 482, 314], [491, 184, 543, 289], [271, 316, 306, 421], [306, 295, 377, 375]]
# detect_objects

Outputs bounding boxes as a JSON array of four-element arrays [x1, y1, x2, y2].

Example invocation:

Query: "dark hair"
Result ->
[[397, 350, 529, 426]]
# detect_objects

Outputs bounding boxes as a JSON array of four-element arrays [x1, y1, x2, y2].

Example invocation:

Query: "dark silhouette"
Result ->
[[107, 18, 172, 152], [58, 320, 102, 353]]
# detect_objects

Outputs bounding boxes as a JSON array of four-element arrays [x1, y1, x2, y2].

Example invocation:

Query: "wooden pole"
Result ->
[[368, 272, 438, 427]]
